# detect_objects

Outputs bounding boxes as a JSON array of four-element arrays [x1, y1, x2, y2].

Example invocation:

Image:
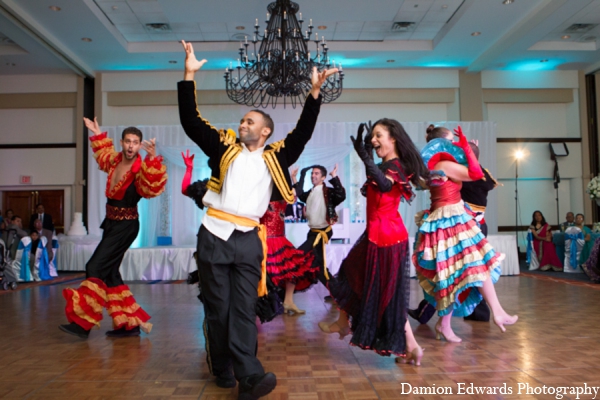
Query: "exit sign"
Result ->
[[20, 175, 32, 184]]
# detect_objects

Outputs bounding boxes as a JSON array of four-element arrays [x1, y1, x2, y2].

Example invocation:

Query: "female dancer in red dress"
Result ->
[[319, 119, 429, 365], [181, 151, 319, 316], [414, 125, 518, 343]]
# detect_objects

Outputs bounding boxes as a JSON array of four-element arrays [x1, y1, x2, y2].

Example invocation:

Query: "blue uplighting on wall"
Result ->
[[506, 59, 562, 71]]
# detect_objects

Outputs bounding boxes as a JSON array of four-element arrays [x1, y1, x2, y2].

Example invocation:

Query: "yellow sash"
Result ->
[[311, 225, 332, 280], [206, 208, 268, 297]]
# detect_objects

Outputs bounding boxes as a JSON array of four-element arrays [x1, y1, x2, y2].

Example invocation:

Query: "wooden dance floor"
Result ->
[[2, 274, 600, 399]]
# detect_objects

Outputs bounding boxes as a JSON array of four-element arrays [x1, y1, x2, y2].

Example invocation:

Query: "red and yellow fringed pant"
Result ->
[[63, 277, 152, 333]]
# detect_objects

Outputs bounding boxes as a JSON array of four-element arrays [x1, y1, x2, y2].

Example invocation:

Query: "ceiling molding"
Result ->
[[467, 0, 571, 72], [0, 0, 95, 77]]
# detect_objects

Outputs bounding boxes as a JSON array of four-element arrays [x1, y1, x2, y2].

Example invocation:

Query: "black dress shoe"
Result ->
[[59, 323, 90, 339], [215, 370, 236, 388], [238, 372, 277, 400], [105, 326, 140, 337]]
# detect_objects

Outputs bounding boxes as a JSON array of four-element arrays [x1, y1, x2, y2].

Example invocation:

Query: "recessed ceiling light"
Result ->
[[81, 37, 92, 42], [442, 5, 448, 9], [318, 25, 327, 30], [502, 0, 514, 4], [540, 59, 548, 62], [562, 35, 571, 39], [235, 26, 245, 30], [414, 4, 418, 7], [387, 59, 395, 63], [169, 60, 177, 64], [49, 5, 61, 11], [471, 32, 481, 36], [112, 6, 118, 10]]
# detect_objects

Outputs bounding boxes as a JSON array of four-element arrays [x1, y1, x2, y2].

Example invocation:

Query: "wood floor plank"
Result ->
[[1, 275, 600, 399]]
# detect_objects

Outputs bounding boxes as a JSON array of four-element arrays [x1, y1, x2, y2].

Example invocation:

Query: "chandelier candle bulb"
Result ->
[[284, 11, 287, 19], [245, 36, 248, 44], [299, 12, 302, 20], [310, 19, 312, 26], [296, 52, 299, 61], [256, 18, 258, 26]]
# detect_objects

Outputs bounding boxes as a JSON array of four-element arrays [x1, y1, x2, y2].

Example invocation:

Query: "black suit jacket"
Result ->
[[178, 80, 322, 204], [29, 213, 54, 232]]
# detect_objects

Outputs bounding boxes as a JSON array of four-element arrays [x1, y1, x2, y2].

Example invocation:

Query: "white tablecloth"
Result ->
[[56, 231, 519, 280], [56, 235, 196, 280]]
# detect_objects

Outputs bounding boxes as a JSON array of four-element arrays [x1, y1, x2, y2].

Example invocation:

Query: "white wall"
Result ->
[[482, 70, 584, 250]]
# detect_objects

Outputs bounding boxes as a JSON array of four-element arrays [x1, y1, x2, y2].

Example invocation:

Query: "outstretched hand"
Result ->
[[330, 164, 338, 178], [181, 40, 207, 80], [142, 138, 156, 159], [182, 149, 195, 168], [290, 165, 299, 178], [351, 123, 370, 161], [310, 66, 339, 99], [83, 117, 101, 136]]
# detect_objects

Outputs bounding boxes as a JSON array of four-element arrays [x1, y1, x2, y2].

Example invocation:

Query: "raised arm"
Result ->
[[84, 117, 117, 173], [135, 138, 167, 199], [351, 124, 393, 192], [328, 164, 346, 206], [181, 150, 195, 196], [295, 167, 311, 203], [178, 40, 223, 157], [281, 67, 339, 164]]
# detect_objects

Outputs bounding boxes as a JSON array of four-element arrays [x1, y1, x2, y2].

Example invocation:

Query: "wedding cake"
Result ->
[[67, 212, 88, 236]]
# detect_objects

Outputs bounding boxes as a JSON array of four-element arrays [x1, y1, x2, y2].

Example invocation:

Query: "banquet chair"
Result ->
[[564, 226, 584, 273]]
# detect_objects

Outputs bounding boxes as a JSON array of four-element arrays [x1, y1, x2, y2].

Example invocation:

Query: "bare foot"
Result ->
[[493, 314, 518, 333]]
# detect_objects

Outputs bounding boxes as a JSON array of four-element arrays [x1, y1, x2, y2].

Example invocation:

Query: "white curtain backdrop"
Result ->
[[88, 121, 497, 247]]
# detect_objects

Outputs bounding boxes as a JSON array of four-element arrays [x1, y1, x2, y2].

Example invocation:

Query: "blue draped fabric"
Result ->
[[526, 231, 533, 264], [565, 232, 584, 269]]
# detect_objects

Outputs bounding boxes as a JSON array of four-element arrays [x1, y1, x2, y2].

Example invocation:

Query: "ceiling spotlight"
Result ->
[[540, 59, 549, 62], [502, 0, 514, 4], [387, 59, 395, 63], [471, 32, 481, 36], [562, 35, 570, 39], [169, 60, 177, 64], [317, 25, 327, 30], [81, 37, 92, 42], [49, 5, 61, 11], [235, 26, 245, 30]]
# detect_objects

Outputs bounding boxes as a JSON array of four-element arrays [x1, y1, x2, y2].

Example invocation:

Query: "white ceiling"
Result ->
[[1, 0, 600, 76]]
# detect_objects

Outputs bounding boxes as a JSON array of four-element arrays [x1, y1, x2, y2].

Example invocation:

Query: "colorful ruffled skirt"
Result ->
[[413, 201, 501, 317], [328, 232, 410, 356], [266, 236, 319, 292]]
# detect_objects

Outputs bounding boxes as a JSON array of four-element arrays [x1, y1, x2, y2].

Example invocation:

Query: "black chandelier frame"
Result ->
[[224, 0, 344, 108]]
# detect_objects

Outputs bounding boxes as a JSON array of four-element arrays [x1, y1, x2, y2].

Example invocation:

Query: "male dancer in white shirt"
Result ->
[[293, 164, 346, 293], [178, 40, 337, 400]]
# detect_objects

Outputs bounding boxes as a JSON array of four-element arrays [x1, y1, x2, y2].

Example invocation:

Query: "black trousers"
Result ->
[[197, 225, 265, 380], [298, 228, 333, 286], [86, 218, 139, 288], [464, 220, 490, 321]]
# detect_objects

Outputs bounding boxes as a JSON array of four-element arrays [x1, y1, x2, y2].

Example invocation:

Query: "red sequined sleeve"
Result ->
[[135, 154, 168, 198], [90, 132, 118, 173]]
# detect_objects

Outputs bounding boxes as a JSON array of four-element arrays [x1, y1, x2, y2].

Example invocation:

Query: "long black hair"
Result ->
[[372, 118, 430, 186], [530, 210, 547, 226]]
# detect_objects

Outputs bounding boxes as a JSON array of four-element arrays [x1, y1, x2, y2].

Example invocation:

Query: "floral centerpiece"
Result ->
[[593, 222, 600, 233], [587, 176, 600, 202]]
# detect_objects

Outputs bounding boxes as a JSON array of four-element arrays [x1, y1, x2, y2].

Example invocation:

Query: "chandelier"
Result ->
[[224, 0, 344, 108]]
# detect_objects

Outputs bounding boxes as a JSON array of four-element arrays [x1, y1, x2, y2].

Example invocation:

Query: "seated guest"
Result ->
[[527, 210, 562, 271], [560, 212, 575, 232], [575, 213, 593, 267], [2, 216, 28, 260], [29, 203, 54, 232], [32, 218, 58, 277], [13, 230, 51, 282]]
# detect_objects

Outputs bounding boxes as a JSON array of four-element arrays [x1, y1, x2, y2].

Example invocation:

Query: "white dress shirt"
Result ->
[[305, 184, 328, 229], [202, 143, 273, 241]]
